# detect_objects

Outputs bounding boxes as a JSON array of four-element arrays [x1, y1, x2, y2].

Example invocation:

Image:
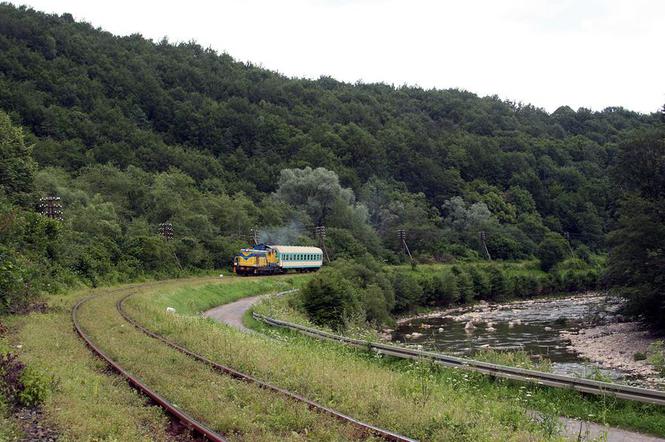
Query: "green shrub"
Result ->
[[302, 271, 360, 330], [537, 232, 569, 271], [648, 341, 665, 376], [363, 284, 392, 325], [488, 267, 511, 301], [18, 367, 51, 407], [456, 270, 474, 304], [509, 274, 531, 298], [468, 266, 491, 300], [583, 269, 599, 289], [392, 271, 423, 313], [432, 270, 459, 306]]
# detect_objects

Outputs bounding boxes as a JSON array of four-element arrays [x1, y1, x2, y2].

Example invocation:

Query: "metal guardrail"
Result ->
[[253, 312, 665, 407], [72, 292, 227, 442]]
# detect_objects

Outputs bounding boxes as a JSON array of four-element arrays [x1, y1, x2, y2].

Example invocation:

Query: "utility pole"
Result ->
[[38, 196, 63, 221], [249, 227, 259, 245], [479, 231, 492, 261], [158, 222, 174, 241], [397, 229, 416, 268], [314, 225, 331, 263], [564, 232, 575, 257], [158, 222, 182, 270]]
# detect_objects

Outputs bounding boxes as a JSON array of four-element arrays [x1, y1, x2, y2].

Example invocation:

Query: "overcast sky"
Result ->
[[11, 0, 665, 113]]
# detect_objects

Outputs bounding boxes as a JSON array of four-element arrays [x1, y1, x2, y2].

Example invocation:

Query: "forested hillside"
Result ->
[[0, 4, 661, 310]]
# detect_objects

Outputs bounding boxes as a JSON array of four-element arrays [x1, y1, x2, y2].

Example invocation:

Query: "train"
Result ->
[[232, 244, 324, 275]]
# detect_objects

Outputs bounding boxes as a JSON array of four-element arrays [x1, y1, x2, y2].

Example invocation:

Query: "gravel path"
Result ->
[[203, 291, 665, 442]]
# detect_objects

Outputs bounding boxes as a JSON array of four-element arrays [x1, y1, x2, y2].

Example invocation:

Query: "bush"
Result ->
[[488, 267, 511, 301], [363, 284, 392, 325], [302, 271, 360, 330], [537, 232, 570, 271], [456, 270, 474, 304], [647, 341, 665, 376], [575, 245, 593, 264], [510, 275, 531, 298], [431, 270, 459, 306], [392, 271, 423, 313], [0, 352, 51, 407], [558, 269, 597, 292], [468, 266, 491, 300], [17, 367, 51, 407], [0, 247, 34, 313]]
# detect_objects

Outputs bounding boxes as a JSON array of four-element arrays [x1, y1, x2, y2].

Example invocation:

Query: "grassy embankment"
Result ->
[[2, 276, 367, 441], [125, 275, 665, 440], [1, 283, 175, 441], [127, 278, 557, 441], [3, 268, 661, 441]]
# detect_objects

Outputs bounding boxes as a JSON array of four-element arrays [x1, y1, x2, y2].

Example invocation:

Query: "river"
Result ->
[[392, 293, 641, 382]]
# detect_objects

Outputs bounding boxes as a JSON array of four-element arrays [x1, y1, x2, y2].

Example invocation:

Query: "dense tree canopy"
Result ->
[[0, 4, 662, 313]]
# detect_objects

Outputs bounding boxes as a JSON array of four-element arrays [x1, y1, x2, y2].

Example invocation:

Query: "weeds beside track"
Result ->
[[72, 291, 227, 442]]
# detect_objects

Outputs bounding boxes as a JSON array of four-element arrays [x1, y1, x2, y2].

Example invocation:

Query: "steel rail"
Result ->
[[72, 291, 228, 442], [117, 292, 418, 442], [253, 312, 665, 407]]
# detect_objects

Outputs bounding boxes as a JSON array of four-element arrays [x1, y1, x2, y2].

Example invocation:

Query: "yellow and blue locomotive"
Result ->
[[233, 244, 324, 275]]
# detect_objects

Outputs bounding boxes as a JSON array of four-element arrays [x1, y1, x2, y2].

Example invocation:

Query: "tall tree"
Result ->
[[0, 111, 35, 201], [606, 125, 665, 328]]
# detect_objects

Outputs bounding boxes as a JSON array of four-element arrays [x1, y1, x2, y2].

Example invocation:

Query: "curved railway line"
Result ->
[[72, 290, 227, 442], [252, 312, 665, 407], [72, 282, 417, 442]]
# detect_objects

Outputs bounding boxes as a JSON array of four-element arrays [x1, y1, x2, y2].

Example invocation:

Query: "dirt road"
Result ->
[[203, 294, 265, 332]]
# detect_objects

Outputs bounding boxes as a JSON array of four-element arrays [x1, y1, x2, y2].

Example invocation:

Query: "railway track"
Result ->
[[253, 312, 665, 407], [72, 281, 417, 442], [116, 291, 417, 442], [72, 290, 228, 442]]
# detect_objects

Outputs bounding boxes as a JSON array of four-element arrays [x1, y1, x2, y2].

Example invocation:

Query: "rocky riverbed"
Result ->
[[561, 322, 664, 388], [391, 292, 664, 387]]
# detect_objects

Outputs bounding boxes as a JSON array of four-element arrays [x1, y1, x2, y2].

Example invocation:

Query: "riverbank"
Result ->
[[393, 291, 608, 325], [390, 291, 665, 387], [561, 322, 664, 388]]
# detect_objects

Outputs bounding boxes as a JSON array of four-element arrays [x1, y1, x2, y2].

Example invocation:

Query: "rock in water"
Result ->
[[465, 321, 476, 330]]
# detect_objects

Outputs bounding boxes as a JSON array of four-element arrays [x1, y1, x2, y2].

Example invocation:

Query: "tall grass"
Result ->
[[3, 286, 174, 441], [128, 279, 571, 441], [128, 277, 665, 439], [79, 279, 370, 441]]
